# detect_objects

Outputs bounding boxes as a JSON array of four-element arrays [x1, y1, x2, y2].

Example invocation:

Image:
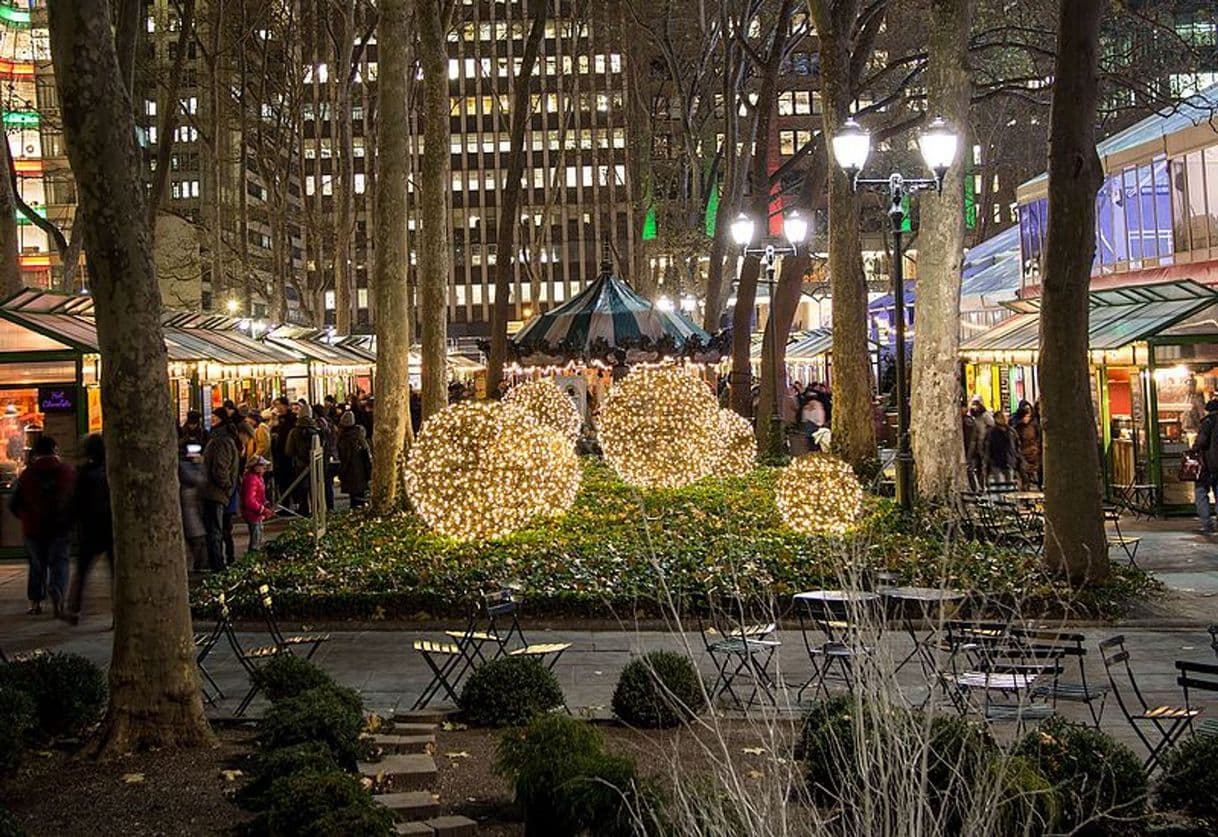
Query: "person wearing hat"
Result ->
[[965, 395, 995, 490], [240, 456, 276, 554], [1188, 397, 1218, 534], [337, 409, 372, 508]]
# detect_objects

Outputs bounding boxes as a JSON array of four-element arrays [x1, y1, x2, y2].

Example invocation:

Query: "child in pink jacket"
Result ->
[[240, 457, 276, 555]]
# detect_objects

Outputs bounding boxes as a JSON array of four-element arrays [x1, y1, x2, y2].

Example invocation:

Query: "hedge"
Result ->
[[197, 461, 1155, 621]]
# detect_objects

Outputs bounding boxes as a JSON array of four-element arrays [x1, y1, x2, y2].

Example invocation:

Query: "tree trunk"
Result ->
[[47, 0, 211, 755], [810, 0, 876, 472], [416, 0, 449, 419], [486, 0, 547, 395], [332, 0, 356, 334], [910, 0, 971, 501], [0, 139, 23, 297], [1039, 0, 1109, 585], [370, 0, 413, 513]]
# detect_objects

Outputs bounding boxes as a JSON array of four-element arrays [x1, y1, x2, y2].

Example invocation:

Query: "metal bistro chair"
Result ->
[[256, 584, 331, 660], [1104, 506, 1142, 568], [1175, 659, 1218, 740], [698, 593, 780, 708], [444, 588, 529, 666], [1099, 636, 1198, 771], [793, 591, 882, 704], [1017, 628, 1109, 727], [942, 625, 1061, 728]]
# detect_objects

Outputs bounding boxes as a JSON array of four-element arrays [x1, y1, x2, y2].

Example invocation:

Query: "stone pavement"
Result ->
[[0, 513, 1215, 756]]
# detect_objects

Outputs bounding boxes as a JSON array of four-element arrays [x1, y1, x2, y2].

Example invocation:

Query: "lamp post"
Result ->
[[730, 209, 809, 455], [832, 115, 958, 512]]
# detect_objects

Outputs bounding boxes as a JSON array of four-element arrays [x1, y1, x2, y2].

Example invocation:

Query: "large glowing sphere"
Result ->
[[405, 401, 582, 540], [505, 378, 583, 445], [775, 454, 864, 535], [713, 409, 757, 477], [599, 366, 720, 489]]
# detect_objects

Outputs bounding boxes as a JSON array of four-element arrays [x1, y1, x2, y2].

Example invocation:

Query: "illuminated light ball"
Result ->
[[505, 377, 583, 445], [713, 408, 756, 477], [599, 366, 720, 489], [405, 401, 582, 541], [775, 453, 864, 536]]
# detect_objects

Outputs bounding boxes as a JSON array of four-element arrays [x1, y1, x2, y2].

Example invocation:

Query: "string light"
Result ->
[[504, 378, 582, 445], [405, 401, 582, 540], [599, 366, 721, 489], [713, 409, 756, 476], [775, 453, 864, 536]]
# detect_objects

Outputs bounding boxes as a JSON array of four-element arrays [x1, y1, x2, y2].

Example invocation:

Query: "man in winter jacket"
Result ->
[[201, 419, 248, 570], [1189, 398, 1218, 534], [337, 410, 372, 508], [9, 435, 76, 616]]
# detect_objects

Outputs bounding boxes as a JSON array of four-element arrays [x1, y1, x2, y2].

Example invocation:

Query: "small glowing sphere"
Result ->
[[405, 401, 582, 540], [775, 454, 864, 536], [599, 366, 720, 489], [713, 409, 756, 476], [505, 378, 582, 445]]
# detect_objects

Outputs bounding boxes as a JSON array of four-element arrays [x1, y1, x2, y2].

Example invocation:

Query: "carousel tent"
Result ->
[[510, 261, 717, 365]]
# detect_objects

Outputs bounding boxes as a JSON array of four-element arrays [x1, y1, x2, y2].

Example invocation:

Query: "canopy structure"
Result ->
[[507, 260, 724, 366], [960, 279, 1218, 358]]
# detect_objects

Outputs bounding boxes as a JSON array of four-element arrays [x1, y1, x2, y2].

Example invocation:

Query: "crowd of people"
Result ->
[[180, 396, 374, 573], [963, 395, 1042, 490]]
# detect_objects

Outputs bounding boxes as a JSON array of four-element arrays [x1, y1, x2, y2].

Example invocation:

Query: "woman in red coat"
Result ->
[[240, 457, 276, 555]]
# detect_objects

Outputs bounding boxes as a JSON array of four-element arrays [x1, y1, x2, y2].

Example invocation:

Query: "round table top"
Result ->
[[793, 589, 880, 604], [879, 586, 966, 603]]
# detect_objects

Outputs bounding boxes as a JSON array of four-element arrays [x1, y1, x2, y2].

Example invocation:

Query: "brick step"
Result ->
[[373, 791, 440, 821], [393, 708, 458, 726], [390, 723, 439, 735], [358, 754, 437, 792], [395, 815, 478, 836], [366, 733, 435, 755]]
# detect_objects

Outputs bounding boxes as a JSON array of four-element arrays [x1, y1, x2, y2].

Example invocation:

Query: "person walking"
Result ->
[[1013, 402, 1042, 489], [337, 410, 372, 508], [178, 409, 208, 454], [9, 436, 75, 616], [983, 411, 1021, 486], [965, 395, 995, 490], [1188, 398, 1218, 534], [201, 416, 245, 571], [286, 406, 320, 513], [312, 404, 338, 512], [178, 447, 207, 571], [65, 434, 112, 624], [240, 457, 276, 553]]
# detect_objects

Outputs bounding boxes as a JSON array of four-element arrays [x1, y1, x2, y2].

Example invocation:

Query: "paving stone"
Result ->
[[370, 733, 435, 754], [391, 723, 439, 735], [424, 815, 478, 837], [394, 822, 434, 835], [373, 791, 441, 821], [358, 754, 437, 791], [394, 708, 458, 725]]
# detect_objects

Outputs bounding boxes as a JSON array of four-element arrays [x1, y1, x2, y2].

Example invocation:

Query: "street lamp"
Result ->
[[833, 115, 959, 512], [731, 209, 809, 455]]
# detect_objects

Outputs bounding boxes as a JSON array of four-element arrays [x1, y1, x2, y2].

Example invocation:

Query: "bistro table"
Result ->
[[792, 590, 882, 701], [879, 586, 967, 678]]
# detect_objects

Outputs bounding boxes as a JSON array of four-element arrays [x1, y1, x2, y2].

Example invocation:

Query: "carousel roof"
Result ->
[[508, 260, 721, 365]]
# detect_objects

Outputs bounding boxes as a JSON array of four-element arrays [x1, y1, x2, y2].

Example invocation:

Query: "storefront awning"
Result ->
[[961, 279, 1218, 355]]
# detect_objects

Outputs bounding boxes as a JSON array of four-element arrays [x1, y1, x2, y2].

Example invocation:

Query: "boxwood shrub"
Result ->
[[1014, 716, 1147, 835], [611, 651, 705, 728], [0, 807, 25, 837], [252, 655, 336, 703], [257, 685, 365, 769], [495, 714, 648, 836], [0, 653, 106, 738], [1155, 734, 1218, 825], [259, 769, 391, 837], [239, 742, 342, 810], [460, 657, 564, 728], [0, 686, 35, 773]]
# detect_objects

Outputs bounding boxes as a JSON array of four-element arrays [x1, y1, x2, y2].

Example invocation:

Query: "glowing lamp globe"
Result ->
[[504, 378, 583, 445], [405, 401, 582, 541], [599, 366, 720, 489], [713, 409, 756, 477], [831, 117, 871, 176], [775, 454, 864, 536]]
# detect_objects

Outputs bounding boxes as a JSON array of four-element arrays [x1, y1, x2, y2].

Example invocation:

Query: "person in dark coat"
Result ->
[[1188, 398, 1218, 534], [9, 435, 75, 616], [201, 418, 246, 571], [179, 449, 207, 570], [270, 396, 296, 505], [337, 410, 372, 508], [65, 434, 112, 624]]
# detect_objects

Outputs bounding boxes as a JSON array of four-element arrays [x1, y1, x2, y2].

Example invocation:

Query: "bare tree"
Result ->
[[47, 0, 211, 754], [485, 0, 548, 395], [415, 0, 452, 418], [1039, 0, 1109, 585], [371, 0, 414, 511], [910, 0, 972, 501]]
